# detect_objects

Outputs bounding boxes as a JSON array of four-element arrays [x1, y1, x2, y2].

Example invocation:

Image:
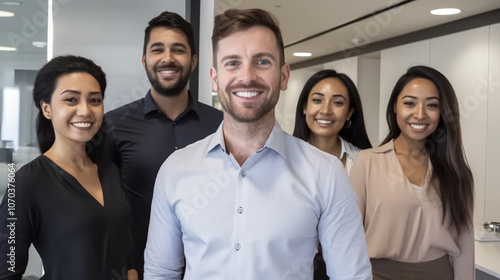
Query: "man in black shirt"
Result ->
[[104, 11, 222, 280]]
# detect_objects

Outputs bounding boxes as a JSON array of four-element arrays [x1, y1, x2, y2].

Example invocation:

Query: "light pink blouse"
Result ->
[[350, 140, 474, 280]]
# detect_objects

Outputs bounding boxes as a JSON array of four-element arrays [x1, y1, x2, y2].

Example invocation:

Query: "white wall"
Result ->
[[357, 57, 380, 145], [277, 67, 317, 134], [324, 56, 359, 81], [198, 0, 215, 106], [485, 23, 500, 222], [52, 0, 187, 113]]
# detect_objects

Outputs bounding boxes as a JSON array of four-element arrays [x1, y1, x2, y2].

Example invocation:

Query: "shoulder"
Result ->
[[284, 133, 342, 169], [354, 141, 395, 170], [195, 101, 223, 120], [13, 156, 52, 193], [105, 98, 145, 121], [165, 132, 215, 164]]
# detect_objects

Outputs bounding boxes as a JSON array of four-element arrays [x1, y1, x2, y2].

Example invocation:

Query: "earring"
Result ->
[[344, 120, 352, 129]]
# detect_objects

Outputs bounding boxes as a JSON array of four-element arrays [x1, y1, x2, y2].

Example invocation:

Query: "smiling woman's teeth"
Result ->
[[317, 120, 332, 124], [410, 124, 426, 129], [235, 91, 259, 98], [73, 122, 91, 128]]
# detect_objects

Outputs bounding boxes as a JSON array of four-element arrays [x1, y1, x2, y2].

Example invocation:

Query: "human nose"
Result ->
[[239, 63, 257, 83], [414, 104, 426, 119], [76, 101, 91, 116], [161, 49, 174, 63], [320, 101, 332, 114]]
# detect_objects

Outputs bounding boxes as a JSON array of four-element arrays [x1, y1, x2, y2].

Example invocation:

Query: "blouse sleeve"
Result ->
[[452, 224, 475, 280], [349, 151, 369, 222], [0, 167, 36, 279]]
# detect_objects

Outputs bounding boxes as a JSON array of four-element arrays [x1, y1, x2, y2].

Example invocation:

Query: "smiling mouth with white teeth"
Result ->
[[159, 69, 178, 74], [316, 119, 333, 124], [234, 91, 261, 98], [72, 122, 92, 128], [410, 124, 427, 130]]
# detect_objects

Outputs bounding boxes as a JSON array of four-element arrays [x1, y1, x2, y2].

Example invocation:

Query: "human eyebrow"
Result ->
[[60, 90, 81, 96], [171, 43, 187, 49], [426, 96, 440, 101], [401, 95, 417, 99], [331, 94, 347, 100], [311, 92, 325, 97], [149, 42, 164, 49], [254, 52, 277, 62], [220, 55, 241, 64]]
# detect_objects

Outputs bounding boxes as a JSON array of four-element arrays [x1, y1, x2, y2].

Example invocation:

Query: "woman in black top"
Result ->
[[0, 55, 130, 279]]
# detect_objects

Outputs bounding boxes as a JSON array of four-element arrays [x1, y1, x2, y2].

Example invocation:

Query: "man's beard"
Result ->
[[146, 62, 192, 97]]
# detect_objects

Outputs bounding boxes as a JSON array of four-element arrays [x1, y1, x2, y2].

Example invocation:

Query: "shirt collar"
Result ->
[[372, 139, 395, 154], [206, 120, 287, 159], [338, 136, 348, 160], [143, 90, 201, 119]]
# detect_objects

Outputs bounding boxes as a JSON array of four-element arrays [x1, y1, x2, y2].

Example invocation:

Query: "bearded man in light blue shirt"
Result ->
[[144, 8, 372, 280]]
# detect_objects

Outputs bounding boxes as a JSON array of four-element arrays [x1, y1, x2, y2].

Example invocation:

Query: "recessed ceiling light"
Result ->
[[0, 46, 16, 51], [431, 8, 461, 15], [2, 2, 21, 5], [293, 52, 312, 57], [0, 10, 14, 17]]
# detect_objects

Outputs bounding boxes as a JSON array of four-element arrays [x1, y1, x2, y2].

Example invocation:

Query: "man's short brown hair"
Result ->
[[211, 8, 285, 67]]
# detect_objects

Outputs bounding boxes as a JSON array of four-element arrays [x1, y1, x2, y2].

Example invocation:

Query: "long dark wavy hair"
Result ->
[[382, 65, 473, 235], [293, 69, 372, 149], [33, 55, 106, 154]]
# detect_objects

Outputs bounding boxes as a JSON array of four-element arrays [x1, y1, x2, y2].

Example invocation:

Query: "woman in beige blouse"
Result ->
[[294, 69, 372, 280], [350, 65, 474, 280]]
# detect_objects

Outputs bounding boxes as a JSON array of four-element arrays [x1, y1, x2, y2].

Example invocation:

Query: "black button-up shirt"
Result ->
[[104, 91, 222, 272]]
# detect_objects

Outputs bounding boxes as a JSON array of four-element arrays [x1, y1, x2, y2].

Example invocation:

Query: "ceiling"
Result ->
[[214, 0, 500, 67], [2, 0, 500, 66]]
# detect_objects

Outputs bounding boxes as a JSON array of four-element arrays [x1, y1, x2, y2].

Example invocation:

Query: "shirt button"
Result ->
[[172, 121, 176, 125], [240, 171, 247, 177], [235, 244, 241, 250], [174, 146, 179, 150], [237, 207, 243, 214]]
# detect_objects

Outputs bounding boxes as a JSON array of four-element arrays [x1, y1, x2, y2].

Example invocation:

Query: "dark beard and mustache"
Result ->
[[146, 61, 192, 97]]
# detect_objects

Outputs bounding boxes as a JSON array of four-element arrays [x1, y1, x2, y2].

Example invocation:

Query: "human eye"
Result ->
[[224, 60, 239, 67], [403, 101, 415, 107], [90, 97, 103, 105], [311, 98, 322, 104], [333, 100, 344, 106], [64, 97, 77, 103], [172, 47, 186, 54], [151, 47, 163, 54], [427, 103, 439, 109], [256, 59, 270, 65]]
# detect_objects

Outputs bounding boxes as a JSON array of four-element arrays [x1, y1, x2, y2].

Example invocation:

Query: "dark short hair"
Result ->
[[293, 69, 372, 149], [211, 8, 285, 66], [143, 11, 196, 56], [33, 55, 106, 154]]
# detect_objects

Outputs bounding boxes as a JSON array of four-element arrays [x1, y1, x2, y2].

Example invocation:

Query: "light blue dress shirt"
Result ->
[[144, 121, 372, 280]]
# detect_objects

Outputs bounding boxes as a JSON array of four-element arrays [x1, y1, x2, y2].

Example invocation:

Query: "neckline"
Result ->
[[40, 155, 106, 208]]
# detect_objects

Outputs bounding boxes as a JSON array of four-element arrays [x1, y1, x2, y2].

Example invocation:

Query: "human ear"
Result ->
[[210, 66, 218, 92], [41, 101, 52, 120], [190, 54, 198, 72], [280, 63, 290, 91]]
